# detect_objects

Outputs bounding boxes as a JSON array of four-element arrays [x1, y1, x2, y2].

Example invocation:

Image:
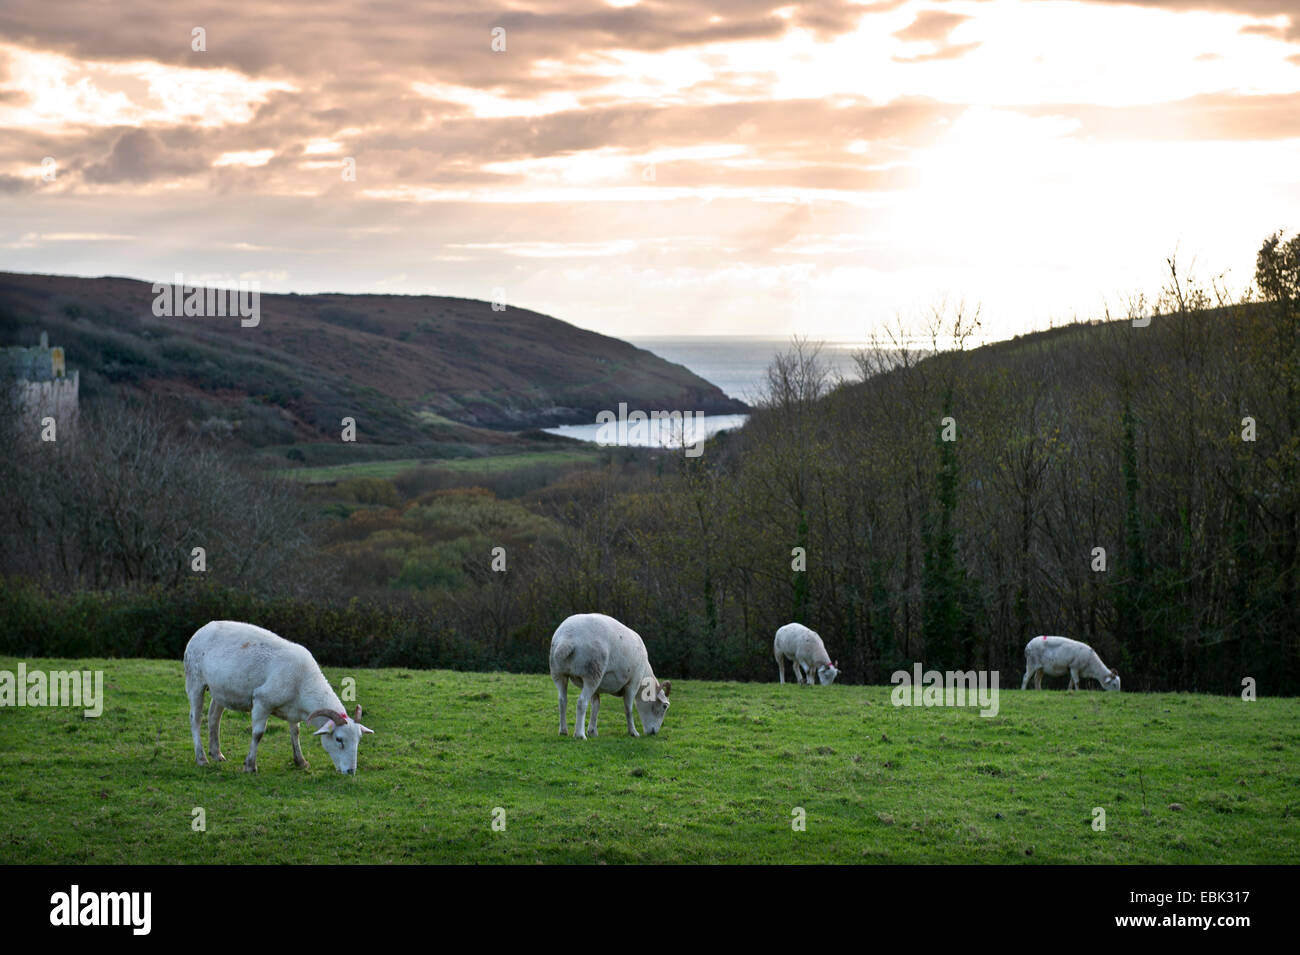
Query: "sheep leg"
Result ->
[[574, 680, 599, 740], [623, 693, 640, 737], [1034, 669, 1043, 690], [1021, 667, 1031, 690], [187, 678, 208, 767], [554, 676, 569, 736], [1068, 669, 1079, 692], [776, 652, 786, 684], [206, 699, 226, 762], [244, 700, 270, 772], [289, 720, 309, 768], [589, 693, 600, 737]]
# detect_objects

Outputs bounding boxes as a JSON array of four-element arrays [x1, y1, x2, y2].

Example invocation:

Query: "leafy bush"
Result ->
[[336, 476, 401, 507], [0, 578, 499, 672]]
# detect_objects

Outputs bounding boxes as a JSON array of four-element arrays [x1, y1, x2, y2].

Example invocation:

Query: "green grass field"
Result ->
[[277, 449, 604, 483], [2, 657, 1297, 864]]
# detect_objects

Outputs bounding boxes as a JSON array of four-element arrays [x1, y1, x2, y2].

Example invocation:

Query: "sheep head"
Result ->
[[308, 705, 374, 773], [636, 678, 672, 735]]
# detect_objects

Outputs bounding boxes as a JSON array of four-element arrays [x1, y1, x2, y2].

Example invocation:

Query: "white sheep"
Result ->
[[774, 623, 840, 685], [184, 620, 373, 773], [1021, 635, 1121, 692], [549, 613, 671, 740]]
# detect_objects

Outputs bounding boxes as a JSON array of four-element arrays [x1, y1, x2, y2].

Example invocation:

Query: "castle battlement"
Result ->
[[3, 331, 80, 437]]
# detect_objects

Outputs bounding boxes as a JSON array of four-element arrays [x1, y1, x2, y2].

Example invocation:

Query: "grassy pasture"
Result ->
[[277, 449, 604, 483], [1, 657, 1296, 864]]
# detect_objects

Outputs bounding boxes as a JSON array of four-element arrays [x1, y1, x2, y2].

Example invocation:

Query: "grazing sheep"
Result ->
[[184, 620, 373, 773], [549, 613, 671, 740], [774, 623, 840, 685], [1022, 635, 1121, 692]]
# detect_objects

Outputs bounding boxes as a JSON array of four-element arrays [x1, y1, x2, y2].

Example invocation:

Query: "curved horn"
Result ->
[[307, 708, 346, 725], [353, 705, 363, 723]]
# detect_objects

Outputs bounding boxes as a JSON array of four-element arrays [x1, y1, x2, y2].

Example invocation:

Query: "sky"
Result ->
[[2, 0, 1298, 341]]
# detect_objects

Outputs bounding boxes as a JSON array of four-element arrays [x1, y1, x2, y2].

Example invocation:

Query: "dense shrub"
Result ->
[[0, 578, 532, 673]]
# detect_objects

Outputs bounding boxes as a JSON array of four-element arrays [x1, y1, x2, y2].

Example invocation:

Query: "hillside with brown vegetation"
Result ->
[[0, 271, 747, 446]]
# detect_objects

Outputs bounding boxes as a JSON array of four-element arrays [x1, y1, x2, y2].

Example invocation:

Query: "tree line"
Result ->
[[542, 233, 1299, 693], [2, 233, 1296, 694]]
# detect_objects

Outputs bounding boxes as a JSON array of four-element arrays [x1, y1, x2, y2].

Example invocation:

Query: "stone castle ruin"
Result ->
[[3, 331, 79, 438]]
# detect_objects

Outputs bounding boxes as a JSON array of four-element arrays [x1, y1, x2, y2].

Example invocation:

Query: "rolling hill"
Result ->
[[0, 271, 748, 446]]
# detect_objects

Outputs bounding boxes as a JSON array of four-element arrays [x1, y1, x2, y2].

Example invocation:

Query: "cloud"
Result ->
[[936, 0, 1298, 43], [1078, 0, 1294, 13], [956, 0, 1294, 14], [80, 128, 207, 183], [892, 9, 979, 63], [981, 0, 1299, 42], [0, 173, 35, 194], [0, 1, 874, 89], [894, 11, 971, 43], [1, 0, 1298, 341], [1022, 91, 1300, 141], [1239, 20, 1300, 42], [0, 86, 958, 203], [895, 41, 982, 63]]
